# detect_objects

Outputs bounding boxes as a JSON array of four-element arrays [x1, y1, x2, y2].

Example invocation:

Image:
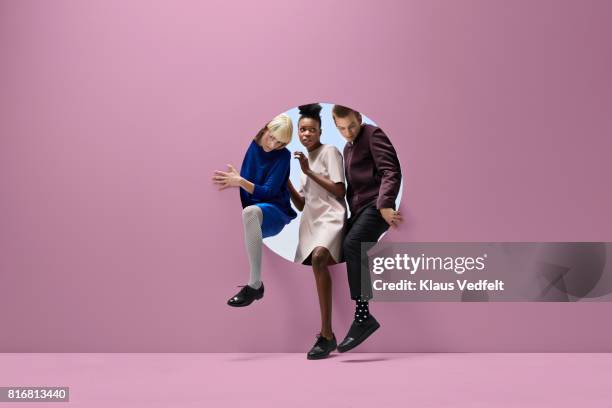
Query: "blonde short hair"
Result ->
[[266, 113, 293, 145]]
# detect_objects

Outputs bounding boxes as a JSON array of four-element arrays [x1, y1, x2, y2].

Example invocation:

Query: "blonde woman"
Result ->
[[213, 113, 296, 307]]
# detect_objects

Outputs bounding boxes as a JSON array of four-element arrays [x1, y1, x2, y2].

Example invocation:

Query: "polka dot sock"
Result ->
[[354, 298, 370, 322]]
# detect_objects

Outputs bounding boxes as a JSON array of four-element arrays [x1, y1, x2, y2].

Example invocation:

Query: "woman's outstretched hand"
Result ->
[[293, 151, 311, 175], [212, 164, 242, 190]]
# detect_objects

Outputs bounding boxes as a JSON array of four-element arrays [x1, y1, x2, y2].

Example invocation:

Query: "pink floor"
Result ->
[[1, 353, 610, 407]]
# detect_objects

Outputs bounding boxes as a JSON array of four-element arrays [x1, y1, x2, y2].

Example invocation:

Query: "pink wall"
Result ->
[[1, 0, 611, 352]]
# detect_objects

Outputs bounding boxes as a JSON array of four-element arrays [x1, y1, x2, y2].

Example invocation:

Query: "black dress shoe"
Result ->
[[337, 315, 380, 352], [307, 333, 337, 360], [227, 283, 264, 307]]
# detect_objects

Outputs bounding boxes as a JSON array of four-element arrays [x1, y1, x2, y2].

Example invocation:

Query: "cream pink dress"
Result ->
[[294, 144, 347, 264]]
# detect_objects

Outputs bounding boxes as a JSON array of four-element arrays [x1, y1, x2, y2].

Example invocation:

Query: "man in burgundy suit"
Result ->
[[333, 105, 403, 352]]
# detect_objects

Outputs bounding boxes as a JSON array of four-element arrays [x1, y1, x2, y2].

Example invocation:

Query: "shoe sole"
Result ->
[[227, 299, 259, 307], [227, 293, 264, 307], [337, 321, 380, 353], [307, 347, 337, 360]]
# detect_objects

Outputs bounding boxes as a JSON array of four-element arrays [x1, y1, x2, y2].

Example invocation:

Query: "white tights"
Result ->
[[242, 205, 263, 289]]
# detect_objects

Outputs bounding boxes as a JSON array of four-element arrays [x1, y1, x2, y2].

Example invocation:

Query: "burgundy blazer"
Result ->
[[343, 124, 402, 215]]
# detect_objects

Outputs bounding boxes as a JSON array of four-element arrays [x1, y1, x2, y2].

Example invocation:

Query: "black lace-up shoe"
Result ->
[[227, 283, 264, 307], [307, 333, 337, 360], [337, 315, 380, 352]]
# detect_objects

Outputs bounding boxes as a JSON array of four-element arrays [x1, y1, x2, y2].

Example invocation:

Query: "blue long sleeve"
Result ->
[[251, 154, 290, 200]]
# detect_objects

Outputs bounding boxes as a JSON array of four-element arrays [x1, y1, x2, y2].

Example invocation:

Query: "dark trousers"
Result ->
[[342, 204, 390, 300]]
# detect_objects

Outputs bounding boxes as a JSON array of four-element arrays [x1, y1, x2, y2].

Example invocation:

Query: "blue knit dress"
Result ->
[[239, 140, 297, 238]]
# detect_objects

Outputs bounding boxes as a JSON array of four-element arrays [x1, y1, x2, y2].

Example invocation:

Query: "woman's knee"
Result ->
[[311, 247, 330, 269], [242, 205, 262, 222]]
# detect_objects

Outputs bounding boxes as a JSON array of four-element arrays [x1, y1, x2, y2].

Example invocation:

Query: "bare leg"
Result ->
[[311, 246, 333, 339]]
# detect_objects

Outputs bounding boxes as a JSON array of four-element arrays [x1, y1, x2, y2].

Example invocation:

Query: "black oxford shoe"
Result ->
[[227, 283, 264, 307], [307, 333, 337, 360], [337, 315, 380, 352]]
